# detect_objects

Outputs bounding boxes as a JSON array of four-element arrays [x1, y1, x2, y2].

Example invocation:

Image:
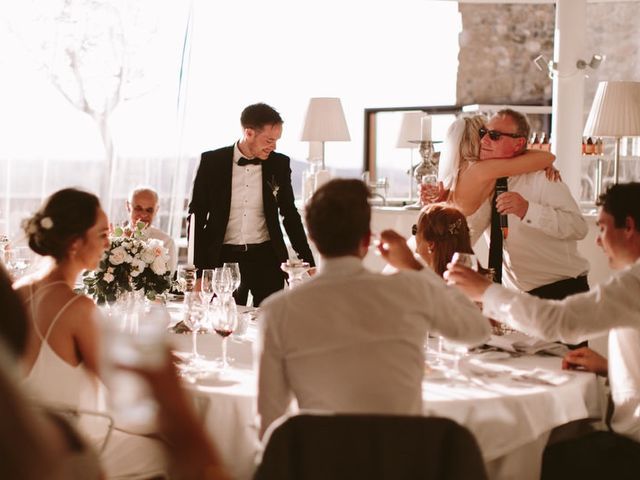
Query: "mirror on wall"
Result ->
[[363, 104, 551, 206]]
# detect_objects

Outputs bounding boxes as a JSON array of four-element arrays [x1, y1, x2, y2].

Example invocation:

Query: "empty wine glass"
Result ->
[[183, 293, 206, 365], [5, 246, 31, 279], [213, 301, 238, 370], [451, 252, 478, 271], [213, 267, 233, 303], [223, 262, 241, 293], [200, 269, 214, 306]]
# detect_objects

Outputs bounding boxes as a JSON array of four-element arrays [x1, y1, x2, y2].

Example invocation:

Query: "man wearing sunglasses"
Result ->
[[467, 109, 590, 302], [126, 186, 177, 273]]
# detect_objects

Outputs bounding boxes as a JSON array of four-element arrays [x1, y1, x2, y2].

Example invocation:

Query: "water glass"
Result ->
[[421, 174, 439, 204]]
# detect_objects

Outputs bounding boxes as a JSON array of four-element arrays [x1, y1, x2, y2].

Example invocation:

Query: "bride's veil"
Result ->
[[438, 117, 467, 192]]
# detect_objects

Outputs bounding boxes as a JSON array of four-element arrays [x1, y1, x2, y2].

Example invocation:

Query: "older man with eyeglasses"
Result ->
[[469, 109, 590, 304], [127, 186, 177, 273]]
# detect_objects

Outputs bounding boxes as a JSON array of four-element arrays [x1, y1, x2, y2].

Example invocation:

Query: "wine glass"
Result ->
[[451, 252, 478, 271], [200, 269, 214, 306], [183, 294, 206, 365], [223, 262, 241, 293], [213, 301, 238, 370], [5, 246, 31, 279], [212, 267, 233, 303]]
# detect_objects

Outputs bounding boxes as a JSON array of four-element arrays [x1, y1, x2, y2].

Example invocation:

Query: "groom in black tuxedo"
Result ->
[[189, 103, 315, 306]]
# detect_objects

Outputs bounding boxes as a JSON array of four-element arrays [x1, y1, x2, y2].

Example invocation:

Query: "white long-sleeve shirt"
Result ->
[[467, 171, 589, 291], [256, 256, 491, 435], [482, 259, 640, 441]]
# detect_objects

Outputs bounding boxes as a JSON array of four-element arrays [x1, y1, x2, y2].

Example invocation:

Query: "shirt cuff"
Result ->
[[481, 283, 509, 319], [521, 201, 543, 227]]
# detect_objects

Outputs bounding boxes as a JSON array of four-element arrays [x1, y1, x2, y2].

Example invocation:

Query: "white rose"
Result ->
[[130, 269, 141, 277], [103, 272, 114, 283], [132, 258, 146, 272], [109, 246, 127, 265], [151, 256, 167, 276], [140, 248, 156, 264]]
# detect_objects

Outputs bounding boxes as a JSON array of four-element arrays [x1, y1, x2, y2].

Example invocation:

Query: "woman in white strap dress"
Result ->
[[16, 188, 167, 480]]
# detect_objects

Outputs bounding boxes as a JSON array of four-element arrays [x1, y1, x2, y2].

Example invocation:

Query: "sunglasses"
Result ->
[[411, 224, 417, 236], [479, 127, 525, 141]]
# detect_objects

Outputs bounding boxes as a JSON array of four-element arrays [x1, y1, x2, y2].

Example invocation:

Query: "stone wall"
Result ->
[[457, 2, 640, 120]]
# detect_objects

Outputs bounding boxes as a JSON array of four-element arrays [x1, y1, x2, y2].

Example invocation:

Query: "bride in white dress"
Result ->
[[16, 188, 167, 480]]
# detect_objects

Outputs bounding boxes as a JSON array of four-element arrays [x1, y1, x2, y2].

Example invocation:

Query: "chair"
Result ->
[[254, 413, 488, 480]]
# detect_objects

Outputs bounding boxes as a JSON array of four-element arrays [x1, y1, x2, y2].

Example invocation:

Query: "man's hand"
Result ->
[[419, 181, 448, 205], [443, 263, 493, 301], [562, 347, 608, 376], [378, 229, 422, 271], [544, 166, 562, 182], [496, 192, 529, 219]]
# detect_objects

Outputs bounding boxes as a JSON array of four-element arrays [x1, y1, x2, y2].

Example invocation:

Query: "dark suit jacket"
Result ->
[[188, 145, 315, 270]]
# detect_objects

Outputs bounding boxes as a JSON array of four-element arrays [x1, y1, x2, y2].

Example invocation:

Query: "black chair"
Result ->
[[254, 413, 488, 480]]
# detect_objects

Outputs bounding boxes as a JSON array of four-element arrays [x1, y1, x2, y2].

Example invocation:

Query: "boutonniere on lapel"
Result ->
[[267, 175, 280, 200]]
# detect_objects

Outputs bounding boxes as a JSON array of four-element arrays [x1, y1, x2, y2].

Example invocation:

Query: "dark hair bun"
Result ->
[[23, 188, 101, 261]]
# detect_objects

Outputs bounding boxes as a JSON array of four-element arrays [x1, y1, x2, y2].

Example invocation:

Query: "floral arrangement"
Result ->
[[83, 222, 172, 304]]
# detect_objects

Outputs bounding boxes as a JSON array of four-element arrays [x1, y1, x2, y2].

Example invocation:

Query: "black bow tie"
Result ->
[[238, 157, 261, 166]]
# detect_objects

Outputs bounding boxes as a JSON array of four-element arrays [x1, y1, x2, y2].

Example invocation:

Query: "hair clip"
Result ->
[[40, 217, 54, 230], [448, 218, 463, 235]]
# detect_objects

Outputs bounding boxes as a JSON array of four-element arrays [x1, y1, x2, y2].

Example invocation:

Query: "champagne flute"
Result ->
[[213, 301, 237, 370], [212, 267, 233, 303]]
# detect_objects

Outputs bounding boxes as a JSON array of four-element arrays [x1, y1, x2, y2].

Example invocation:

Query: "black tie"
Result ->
[[238, 157, 261, 166], [488, 177, 508, 284]]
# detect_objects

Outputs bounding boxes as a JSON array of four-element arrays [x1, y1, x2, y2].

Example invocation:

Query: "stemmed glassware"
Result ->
[[213, 299, 237, 371], [280, 260, 311, 290], [182, 294, 206, 366], [421, 174, 439, 205], [223, 263, 241, 294]]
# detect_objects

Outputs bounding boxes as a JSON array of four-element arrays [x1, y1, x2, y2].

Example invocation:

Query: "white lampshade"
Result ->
[[584, 81, 640, 137], [300, 97, 351, 142], [396, 111, 424, 148]]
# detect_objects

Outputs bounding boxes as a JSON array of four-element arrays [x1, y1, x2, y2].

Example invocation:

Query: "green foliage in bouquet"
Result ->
[[83, 222, 172, 304]]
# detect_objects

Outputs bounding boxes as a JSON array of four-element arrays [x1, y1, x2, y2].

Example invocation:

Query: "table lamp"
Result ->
[[301, 97, 351, 192], [584, 81, 640, 195]]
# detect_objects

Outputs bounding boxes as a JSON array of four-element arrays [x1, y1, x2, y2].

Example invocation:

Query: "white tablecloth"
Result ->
[[168, 310, 603, 480]]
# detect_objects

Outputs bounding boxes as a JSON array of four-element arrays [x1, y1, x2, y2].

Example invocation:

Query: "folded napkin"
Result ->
[[511, 368, 573, 387], [486, 332, 569, 357]]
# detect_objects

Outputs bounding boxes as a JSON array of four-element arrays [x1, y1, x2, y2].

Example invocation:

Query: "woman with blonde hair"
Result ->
[[435, 113, 555, 216]]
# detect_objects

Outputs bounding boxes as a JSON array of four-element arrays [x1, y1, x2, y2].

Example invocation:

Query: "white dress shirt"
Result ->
[[256, 256, 491, 434], [482, 259, 640, 442], [223, 142, 270, 245], [145, 226, 177, 274], [467, 171, 589, 292]]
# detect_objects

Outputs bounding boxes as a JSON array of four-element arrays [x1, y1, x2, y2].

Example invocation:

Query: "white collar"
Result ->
[[318, 256, 366, 277]]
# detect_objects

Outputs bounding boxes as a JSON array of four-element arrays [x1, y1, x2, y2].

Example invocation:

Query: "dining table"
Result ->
[[166, 302, 604, 480]]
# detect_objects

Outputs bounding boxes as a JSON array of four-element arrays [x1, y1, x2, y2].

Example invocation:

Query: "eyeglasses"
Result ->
[[411, 224, 417, 236], [479, 127, 525, 141]]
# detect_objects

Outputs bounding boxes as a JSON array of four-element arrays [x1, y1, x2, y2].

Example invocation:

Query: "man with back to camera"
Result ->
[[189, 103, 315, 306], [256, 178, 490, 437], [127, 186, 177, 274], [445, 183, 640, 479]]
